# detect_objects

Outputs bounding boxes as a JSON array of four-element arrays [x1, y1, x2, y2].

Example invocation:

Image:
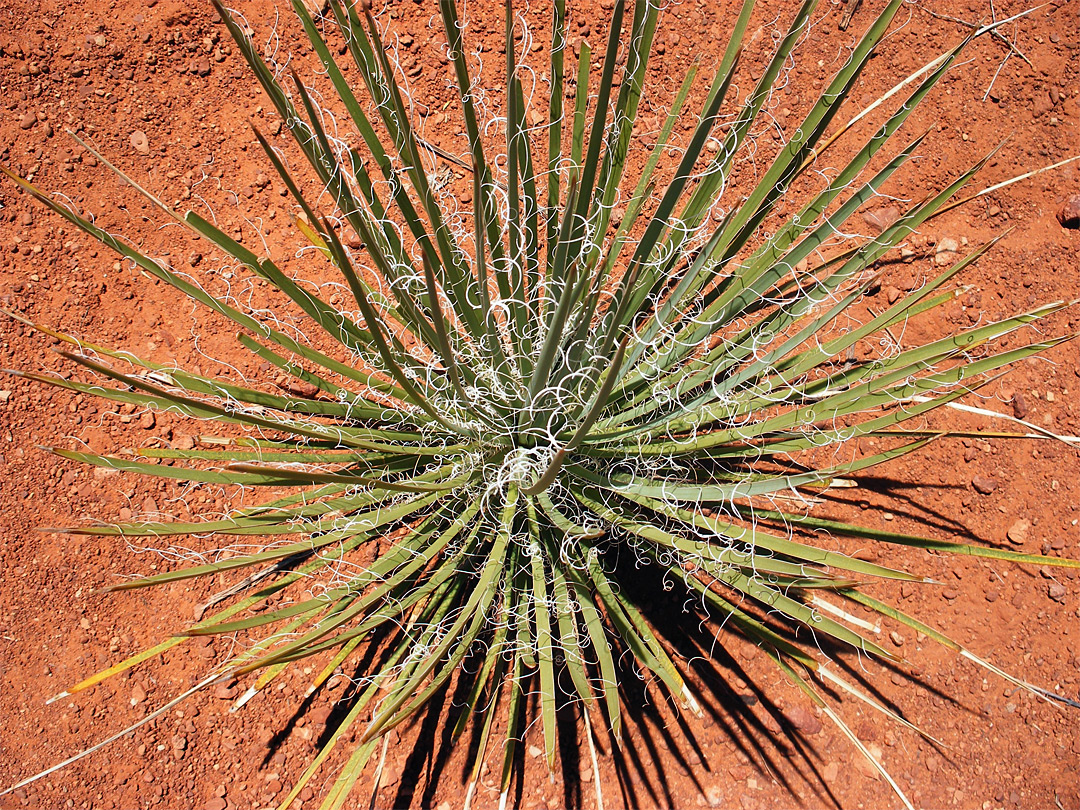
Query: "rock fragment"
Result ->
[[1058, 194, 1080, 229], [862, 206, 901, 233], [130, 129, 150, 154], [1012, 392, 1029, 420], [1007, 520, 1030, 546], [213, 679, 238, 700], [784, 705, 822, 735], [935, 236, 960, 266]]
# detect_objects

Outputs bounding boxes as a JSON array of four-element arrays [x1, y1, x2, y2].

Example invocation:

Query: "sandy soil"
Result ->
[[0, 0, 1078, 808]]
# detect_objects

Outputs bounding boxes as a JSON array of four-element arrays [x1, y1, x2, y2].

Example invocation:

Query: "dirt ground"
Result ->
[[0, 0, 1078, 808]]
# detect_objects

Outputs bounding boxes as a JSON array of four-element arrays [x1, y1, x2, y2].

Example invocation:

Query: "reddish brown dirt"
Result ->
[[1, 0, 1078, 808]]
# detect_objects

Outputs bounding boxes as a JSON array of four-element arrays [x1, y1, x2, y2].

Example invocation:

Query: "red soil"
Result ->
[[1, 0, 1078, 808]]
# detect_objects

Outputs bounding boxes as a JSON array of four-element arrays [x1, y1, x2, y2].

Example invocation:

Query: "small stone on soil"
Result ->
[[278, 378, 319, 398], [783, 705, 822, 735], [935, 236, 960, 265], [378, 764, 400, 788], [1057, 194, 1080, 229], [853, 744, 884, 779], [861, 206, 901, 233], [1007, 520, 1031, 546], [129, 129, 150, 155], [972, 475, 997, 494], [1012, 392, 1029, 420]]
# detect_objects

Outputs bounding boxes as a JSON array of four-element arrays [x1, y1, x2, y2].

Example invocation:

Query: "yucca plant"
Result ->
[[2, 0, 1077, 807]]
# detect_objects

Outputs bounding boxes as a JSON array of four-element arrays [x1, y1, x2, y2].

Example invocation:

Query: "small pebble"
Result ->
[[853, 744, 884, 779], [862, 206, 901, 233], [971, 475, 997, 495], [130, 129, 150, 155], [1012, 392, 1029, 420], [1058, 194, 1080, 229], [938, 237, 959, 252], [1007, 520, 1031, 546], [783, 705, 822, 735]]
